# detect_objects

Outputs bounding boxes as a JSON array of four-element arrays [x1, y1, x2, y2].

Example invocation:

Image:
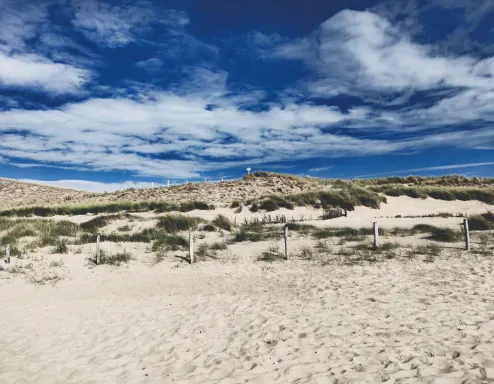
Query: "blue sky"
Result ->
[[0, 0, 493, 192]]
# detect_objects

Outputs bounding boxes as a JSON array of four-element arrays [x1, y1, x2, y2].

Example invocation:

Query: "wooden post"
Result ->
[[284, 226, 289, 260], [96, 235, 101, 265], [464, 218, 470, 251], [373, 222, 378, 250], [189, 231, 194, 264], [6, 244, 10, 264]]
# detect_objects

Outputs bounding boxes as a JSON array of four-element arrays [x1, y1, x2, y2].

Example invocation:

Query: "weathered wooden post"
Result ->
[[284, 226, 289, 260], [96, 235, 101, 265], [373, 222, 379, 250], [189, 231, 194, 264], [464, 218, 470, 251], [6, 244, 10, 264]]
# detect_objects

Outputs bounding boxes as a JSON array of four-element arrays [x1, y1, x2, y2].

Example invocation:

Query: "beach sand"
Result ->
[[1, 253, 494, 383], [0, 195, 493, 383]]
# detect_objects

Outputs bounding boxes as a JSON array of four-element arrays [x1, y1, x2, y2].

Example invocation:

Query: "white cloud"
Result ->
[[271, 9, 494, 97], [20, 179, 163, 193], [354, 162, 494, 178], [308, 166, 334, 173], [0, 52, 91, 94], [0, 0, 49, 53], [135, 57, 163, 72], [71, 0, 184, 47]]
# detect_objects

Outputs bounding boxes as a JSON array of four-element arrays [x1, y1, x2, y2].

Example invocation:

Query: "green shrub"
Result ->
[[152, 233, 188, 252], [258, 245, 284, 262], [415, 244, 441, 256], [233, 230, 262, 242], [468, 212, 494, 231], [201, 224, 216, 232], [298, 246, 314, 260], [52, 239, 68, 254], [249, 203, 259, 212], [230, 201, 241, 208], [100, 250, 131, 266], [428, 228, 461, 242], [259, 199, 279, 212], [0, 200, 215, 218], [212, 214, 232, 231], [285, 223, 317, 234], [412, 224, 437, 233], [156, 214, 203, 233], [195, 243, 218, 261], [80, 215, 122, 232], [378, 242, 399, 251], [210, 241, 228, 250]]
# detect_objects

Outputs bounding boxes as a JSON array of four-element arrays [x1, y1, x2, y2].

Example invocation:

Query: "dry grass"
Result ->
[[2, 173, 494, 216]]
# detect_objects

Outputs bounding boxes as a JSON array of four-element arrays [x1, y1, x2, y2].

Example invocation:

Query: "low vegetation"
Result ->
[[97, 250, 132, 266], [52, 239, 69, 254], [156, 214, 203, 233], [0, 200, 215, 218], [248, 185, 386, 212], [212, 214, 232, 231], [468, 212, 494, 230], [258, 245, 285, 262], [371, 185, 494, 204]]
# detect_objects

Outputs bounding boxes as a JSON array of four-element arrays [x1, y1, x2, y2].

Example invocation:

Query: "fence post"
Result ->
[[189, 231, 194, 264], [464, 218, 470, 251], [96, 235, 101, 265], [284, 226, 289, 260], [373, 222, 378, 250], [6, 244, 10, 264]]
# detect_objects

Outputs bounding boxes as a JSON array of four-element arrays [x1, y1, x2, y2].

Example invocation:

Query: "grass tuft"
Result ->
[[156, 214, 203, 233], [212, 214, 232, 231]]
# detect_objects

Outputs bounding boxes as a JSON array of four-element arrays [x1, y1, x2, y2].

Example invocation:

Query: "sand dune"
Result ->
[[1, 178, 494, 383]]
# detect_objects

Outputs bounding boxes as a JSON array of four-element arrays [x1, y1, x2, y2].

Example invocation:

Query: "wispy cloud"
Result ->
[[71, 0, 158, 47], [354, 162, 494, 178], [308, 166, 334, 173], [135, 57, 163, 72], [20, 178, 163, 192]]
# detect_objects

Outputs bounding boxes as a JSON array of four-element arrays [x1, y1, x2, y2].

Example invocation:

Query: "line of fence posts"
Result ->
[[87, 219, 472, 267]]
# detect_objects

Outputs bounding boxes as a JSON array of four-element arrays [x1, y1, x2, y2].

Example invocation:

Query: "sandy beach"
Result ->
[[1, 254, 494, 383]]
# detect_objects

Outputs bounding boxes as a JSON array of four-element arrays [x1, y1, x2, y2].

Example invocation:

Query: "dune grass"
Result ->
[[258, 245, 285, 262], [0, 200, 215, 218], [468, 212, 494, 230], [95, 250, 132, 266], [80, 214, 124, 232], [211, 214, 232, 231], [371, 185, 494, 204], [156, 214, 204, 233]]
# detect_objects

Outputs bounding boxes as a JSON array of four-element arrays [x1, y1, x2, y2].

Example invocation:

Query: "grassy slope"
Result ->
[[1, 172, 494, 216]]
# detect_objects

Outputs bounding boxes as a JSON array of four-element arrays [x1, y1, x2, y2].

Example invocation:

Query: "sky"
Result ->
[[0, 0, 493, 192]]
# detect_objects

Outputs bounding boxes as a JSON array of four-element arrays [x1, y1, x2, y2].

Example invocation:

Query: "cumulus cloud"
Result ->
[[0, 52, 91, 94]]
